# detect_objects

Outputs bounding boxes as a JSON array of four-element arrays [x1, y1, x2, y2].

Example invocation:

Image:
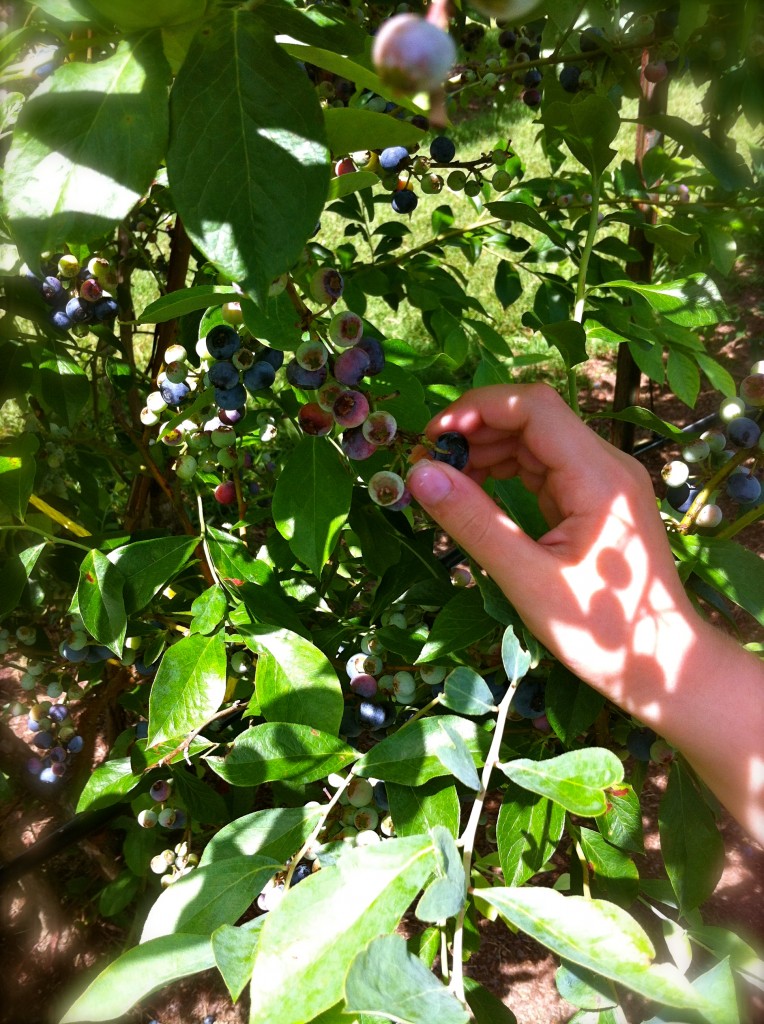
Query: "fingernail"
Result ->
[[407, 460, 453, 503]]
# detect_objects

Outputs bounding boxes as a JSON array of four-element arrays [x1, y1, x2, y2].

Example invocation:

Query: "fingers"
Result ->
[[405, 457, 552, 594]]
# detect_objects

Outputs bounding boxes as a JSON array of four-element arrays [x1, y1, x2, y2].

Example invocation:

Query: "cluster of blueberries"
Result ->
[[26, 252, 119, 332], [136, 777, 188, 833], [663, 364, 764, 521]]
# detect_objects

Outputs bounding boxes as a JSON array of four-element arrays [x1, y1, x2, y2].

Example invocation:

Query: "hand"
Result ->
[[406, 384, 764, 840]]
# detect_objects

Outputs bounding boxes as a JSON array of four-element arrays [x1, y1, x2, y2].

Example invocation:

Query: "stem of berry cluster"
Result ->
[[569, 174, 602, 414], [715, 496, 764, 539], [449, 675, 522, 1008], [677, 446, 751, 534]]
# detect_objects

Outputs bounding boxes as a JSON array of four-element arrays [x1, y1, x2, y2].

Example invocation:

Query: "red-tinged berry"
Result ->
[[310, 268, 344, 304], [333, 346, 370, 386], [333, 389, 370, 428], [644, 60, 668, 83], [357, 336, 385, 375], [286, 359, 327, 390], [80, 278, 103, 302], [335, 157, 356, 176], [317, 380, 348, 412], [368, 470, 406, 506], [739, 374, 764, 408], [299, 402, 334, 436], [214, 481, 237, 505], [372, 14, 456, 94], [350, 673, 378, 698]]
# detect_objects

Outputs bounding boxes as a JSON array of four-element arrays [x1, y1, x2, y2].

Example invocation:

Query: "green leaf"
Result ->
[[5, 35, 170, 261], [107, 536, 199, 614], [272, 436, 353, 576], [170, 766, 228, 825], [75, 549, 126, 657], [324, 107, 423, 155], [354, 715, 489, 786], [538, 320, 588, 369], [441, 666, 496, 716], [88, 0, 205, 31], [205, 723, 358, 786], [541, 96, 620, 174], [494, 477, 549, 540], [241, 292, 303, 351], [480, 887, 702, 1011], [485, 200, 567, 249], [0, 433, 38, 519], [545, 664, 605, 746], [659, 760, 725, 913], [501, 625, 532, 684], [603, 275, 726, 328], [75, 756, 138, 814], [248, 836, 437, 1024], [464, 978, 518, 1024], [38, 340, 89, 426], [138, 285, 239, 323], [141, 855, 279, 941], [147, 632, 227, 747], [589, 407, 700, 444], [643, 223, 699, 262], [641, 115, 753, 191], [667, 347, 700, 408], [345, 934, 470, 1024], [386, 779, 460, 839], [494, 261, 523, 309], [670, 534, 764, 625], [201, 805, 324, 866], [555, 961, 618, 1010], [212, 922, 263, 1004], [167, 11, 329, 303], [598, 783, 644, 855], [415, 826, 465, 923], [500, 748, 624, 816], [497, 783, 566, 887], [60, 934, 215, 1023], [242, 625, 343, 734], [418, 588, 498, 662], [327, 169, 380, 200], [190, 584, 228, 635], [578, 827, 640, 907], [433, 719, 481, 790], [206, 526, 272, 585]]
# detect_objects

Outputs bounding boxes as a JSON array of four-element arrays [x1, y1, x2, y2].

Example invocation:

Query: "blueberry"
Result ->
[[373, 13, 456, 94], [41, 275, 64, 303], [134, 657, 160, 676], [559, 65, 581, 92], [524, 68, 543, 87], [65, 296, 92, 323], [298, 402, 334, 436], [379, 145, 411, 172], [60, 641, 88, 663], [50, 310, 73, 331], [726, 473, 762, 504], [159, 379, 190, 406], [341, 425, 378, 460], [391, 189, 418, 214], [727, 417, 761, 448], [206, 325, 241, 360], [333, 347, 370, 386], [49, 704, 69, 722], [522, 88, 542, 108], [373, 781, 389, 811], [357, 700, 388, 729], [368, 470, 406, 507], [429, 136, 456, 163], [92, 297, 119, 322], [510, 678, 545, 718], [215, 383, 247, 410], [626, 726, 656, 762], [135, 720, 149, 739], [499, 29, 517, 49], [67, 735, 84, 753], [208, 360, 240, 389], [243, 360, 277, 392], [291, 863, 312, 884], [85, 644, 112, 662], [356, 336, 385, 375], [39, 766, 59, 784], [285, 359, 327, 390], [432, 431, 469, 470], [333, 389, 370, 428], [150, 779, 172, 802], [666, 482, 700, 513], [32, 731, 54, 749], [580, 26, 605, 52]]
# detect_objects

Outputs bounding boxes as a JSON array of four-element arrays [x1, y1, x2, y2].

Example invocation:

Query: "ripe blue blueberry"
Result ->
[[626, 726, 656, 762], [559, 65, 581, 92], [357, 700, 388, 729], [159, 379, 191, 406], [286, 358, 328, 390], [357, 336, 385, 375], [727, 416, 761, 448], [208, 360, 240, 389], [524, 68, 543, 87], [333, 347, 371, 386], [206, 325, 241, 359], [726, 472, 762, 504], [379, 145, 411, 172], [244, 360, 277, 392], [391, 189, 418, 214], [67, 735, 84, 753], [50, 310, 73, 331], [510, 678, 545, 718], [41, 275, 64, 303], [429, 135, 456, 162], [257, 346, 285, 370], [292, 863, 312, 884], [341, 425, 378, 460], [92, 297, 119, 322], [666, 482, 700, 513], [433, 431, 469, 470], [215, 383, 247, 410], [49, 704, 68, 722]]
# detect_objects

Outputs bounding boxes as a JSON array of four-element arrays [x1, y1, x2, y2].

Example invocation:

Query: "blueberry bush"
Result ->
[[1, 1, 763, 1022]]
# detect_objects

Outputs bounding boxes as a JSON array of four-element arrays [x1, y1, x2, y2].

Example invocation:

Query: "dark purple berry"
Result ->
[[219, 407, 245, 425], [499, 29, 517, 49], [341, 426, 377, 460], [292, 863, 312, 884], [215, 383, 247, 410], [244, 360, 277, 392], [559, 65, 581, 92], [357, 701, 387, 729], [41, 276, 64, 303], [726, 417, 761, 448], [433, 431, 469, 470], [333, 390, 370, 428], [522, 88, 542, 108], [285, 359, 327, 390], [32, 731, 54, 749], [524, 68, 543, 87], [150, 779, 171, 802], [350, 673, 378, 698], [510, 678, 545, 718], [92, 297, 119, 322], [429, 136, 456, 162], [65, 296, 92, 323], [666, 482, 700, 513], [391, 189, 418, 214], [206, 325, 241, 360], [333, 347, 370, 386], [159, 379, 191, 406], [357, 336, 385, 375], [208, 360, 240, 389]]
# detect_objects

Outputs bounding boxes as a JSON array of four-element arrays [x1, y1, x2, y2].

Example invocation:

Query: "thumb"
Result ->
[[405, 459, 544, 594]]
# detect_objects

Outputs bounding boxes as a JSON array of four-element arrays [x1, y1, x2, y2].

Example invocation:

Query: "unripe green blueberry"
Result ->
[[700, 429, 727, 453], [739, 373, 764, 408], [221, 301, 243, 325], [211, 425, 236, 448], [492, 170, 511, 191], [696, 503, 723, 529], [58, 254, 80, 278], [175, 454, 198, 481], [372, 13, 456, 94], [719, 396, 746, 421], [420, 173, 444, 195], [164, 344, 187, 364], [447, 170, 467, 192], [146, 391, 168, 414], [347, 777, 374, 807], [464, 179, 482, 197], [140, 406, 160, 427], [230, 651, 250, 674], [137, 809, 158, 828], [661, 460, 689, 487], [681, 440, 710, 463]]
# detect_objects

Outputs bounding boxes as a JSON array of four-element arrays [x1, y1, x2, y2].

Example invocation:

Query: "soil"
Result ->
[[1, 257, 762, 1024]]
